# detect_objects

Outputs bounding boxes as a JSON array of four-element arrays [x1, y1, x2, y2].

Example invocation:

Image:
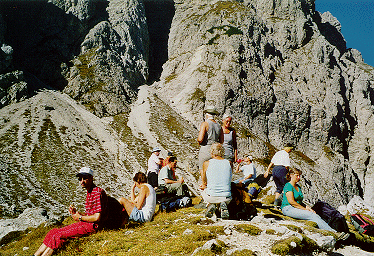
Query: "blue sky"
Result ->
[[315, 1, 374, 67]]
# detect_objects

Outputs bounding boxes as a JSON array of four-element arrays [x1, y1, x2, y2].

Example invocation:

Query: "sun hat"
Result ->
[[76, 167, 94, 177], [204, 105, 219, 115], [152, 147, 161, 152]]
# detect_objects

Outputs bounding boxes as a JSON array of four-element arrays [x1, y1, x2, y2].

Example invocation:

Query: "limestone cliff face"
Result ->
[[63, 0, 149, 117], [0, 0, 374, 217], [155, 0, 374, 207]]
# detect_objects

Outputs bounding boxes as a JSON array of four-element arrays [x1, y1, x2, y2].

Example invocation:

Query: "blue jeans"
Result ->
[[129, 207, 145, 223], [272, 165, 288, 193], [282, 205, 335, 232]]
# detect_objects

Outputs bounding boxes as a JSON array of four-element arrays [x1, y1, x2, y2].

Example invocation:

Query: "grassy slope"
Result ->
[[2, 196, 374, 256]]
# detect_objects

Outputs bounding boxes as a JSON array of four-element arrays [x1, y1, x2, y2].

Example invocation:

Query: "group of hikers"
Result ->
[[32, 106, 349, 256]]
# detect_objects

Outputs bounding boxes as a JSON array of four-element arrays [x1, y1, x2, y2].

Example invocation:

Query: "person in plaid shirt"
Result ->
[[33, 167, 108, 256]]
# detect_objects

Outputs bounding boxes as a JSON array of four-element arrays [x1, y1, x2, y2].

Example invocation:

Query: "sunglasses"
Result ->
[[78, 175, 90, 181]]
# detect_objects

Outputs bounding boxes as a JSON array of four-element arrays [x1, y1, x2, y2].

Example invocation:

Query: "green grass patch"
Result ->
[[271, 234, 318, 255], [190, 88, 206, 103], [235, 224, 262, 236], [232, 249, 257, 255], [165, 73, 178, 83]]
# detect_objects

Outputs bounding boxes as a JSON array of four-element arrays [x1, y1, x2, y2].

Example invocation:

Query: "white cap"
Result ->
[[76, 167, 94, 177], [152, 147, 161, 152]]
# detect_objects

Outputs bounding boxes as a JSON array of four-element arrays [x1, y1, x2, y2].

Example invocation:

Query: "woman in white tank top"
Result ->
[[118, 172, 156, 223]]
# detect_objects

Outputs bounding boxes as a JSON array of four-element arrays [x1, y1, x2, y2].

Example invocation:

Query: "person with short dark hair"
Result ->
[[158, 156, 185, 196], [33, 167, 108, 256], [118, 172, 156, 223]]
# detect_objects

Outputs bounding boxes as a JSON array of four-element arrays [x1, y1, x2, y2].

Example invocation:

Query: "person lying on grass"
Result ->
[[118, 172, 156, 224]]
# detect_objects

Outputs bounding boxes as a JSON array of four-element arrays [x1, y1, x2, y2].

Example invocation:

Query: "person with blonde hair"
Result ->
[[200, 143, 232, 219]]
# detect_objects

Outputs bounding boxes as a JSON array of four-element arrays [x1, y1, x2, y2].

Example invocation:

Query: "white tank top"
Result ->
[[140, 184, 156, 222]]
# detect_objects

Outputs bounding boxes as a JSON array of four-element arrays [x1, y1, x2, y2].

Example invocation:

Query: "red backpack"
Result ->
[[350, 214, 374, 236]]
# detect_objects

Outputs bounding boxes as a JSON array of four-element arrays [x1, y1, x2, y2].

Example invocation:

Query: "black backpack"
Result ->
[[312, 200, 349, 233], [102, 196, 126, 229]]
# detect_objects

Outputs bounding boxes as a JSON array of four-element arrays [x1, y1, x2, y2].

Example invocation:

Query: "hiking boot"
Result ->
[[194, 199, 207, 209], [220, 202, 229, 219], [337, 232, 350, 241], [205, 204, 216, 218]]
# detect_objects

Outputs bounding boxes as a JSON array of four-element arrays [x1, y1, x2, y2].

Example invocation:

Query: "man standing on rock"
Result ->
[[264, 143, 294, 208], [32, 167, 108, 256], [147, 147, 162, 188]]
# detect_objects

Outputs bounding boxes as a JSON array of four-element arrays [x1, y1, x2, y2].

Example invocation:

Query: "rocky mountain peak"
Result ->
[[0, 0, 373, 236]]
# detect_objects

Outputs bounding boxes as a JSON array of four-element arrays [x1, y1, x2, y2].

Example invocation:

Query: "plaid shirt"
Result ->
[[85, 185, 107, 219]]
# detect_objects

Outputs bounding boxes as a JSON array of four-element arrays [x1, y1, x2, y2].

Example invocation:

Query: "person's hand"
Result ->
[[72, 212, 80, 221], [306, 205, 315, 213], [179, 177, 184, 183], [69, 205, 76, 215], [199, 183, 206, 190]]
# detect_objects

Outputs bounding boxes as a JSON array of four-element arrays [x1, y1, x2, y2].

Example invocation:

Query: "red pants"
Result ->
[[43, 221, 97, 249]]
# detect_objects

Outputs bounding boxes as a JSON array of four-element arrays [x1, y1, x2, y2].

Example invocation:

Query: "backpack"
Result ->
[[350, 214, 374, 236], [160, 196, 192, 212], [228, 183, 257, 220], [102, 196, 126, 229], [312, 200, 349, 233]]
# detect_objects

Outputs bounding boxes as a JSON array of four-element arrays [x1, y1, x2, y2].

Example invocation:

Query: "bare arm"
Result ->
[[285, 191, 315, 212], [133, 185, 148, 210], [164, 177, 184, 184], [264, 162, 274, 178], [235, 162, 241, 173], [200, 160, 209, 189], [232, 129, 238, 162], [70, 205, 102, 222], [197, 122, 208, 144], [219, 127, 224, 144], [130, 183, 137, 202], [243, 174, 253, 180]]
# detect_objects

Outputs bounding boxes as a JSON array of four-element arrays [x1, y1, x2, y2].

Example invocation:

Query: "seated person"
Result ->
[[238, 173, 272, 204], [200, 143, 232, 219], [158, 156, 186, 197], [234, 155, 256, 187], [118, 172, 156, 223], [281, 168, 349, 240], [33, 167, 108, 256]]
